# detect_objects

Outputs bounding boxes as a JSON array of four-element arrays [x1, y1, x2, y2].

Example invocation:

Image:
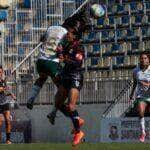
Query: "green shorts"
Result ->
[[36, 59, 61, 78], [134, 97, 150, 107]]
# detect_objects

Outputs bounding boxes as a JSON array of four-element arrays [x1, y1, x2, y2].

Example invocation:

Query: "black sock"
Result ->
[[6, 133, 10, 141], [59, 105, 80, 132], [59, 104, 70, 117], [70, 110, 80, 132]]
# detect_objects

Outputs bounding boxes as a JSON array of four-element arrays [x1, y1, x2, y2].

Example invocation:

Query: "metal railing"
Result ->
[[8, 78, 133, 105], [102, 79, 133, 118]]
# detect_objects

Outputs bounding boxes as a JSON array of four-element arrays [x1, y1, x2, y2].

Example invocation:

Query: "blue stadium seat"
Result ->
[[127, 29, 134, 37], [117, 29, 127, 39], [93, 44, 100, 53], [116, 56, 124, 65], [107, 0, 115, 4], [47, 8, 53, 14], [91, 58, 99, 66], [111, 43, 120, 52], [6, 36, 13, 44], [101, 31, 109, 40], [107, 5, 112, 14], [18, 47, 24, 55], [131, 41, 139, 50], [22, 34, 31, 42], [0, 10, 7, 21], [145, 2, 150, 11], [88, 32, 95, 40], [97, 18, 104, 26], [18, 0, 31, 8], [130, 2, 137, 12], [116, 30, 121, 39], [109, 16, 115, 26], [135, 15, 143, 24], [121, 15, 130, 25], [18, 12, 26, 20], [141, 28, 147, 37], [117, 4, 124, 13], [24, 0, 31, 8], [17, 24, 24, 30]]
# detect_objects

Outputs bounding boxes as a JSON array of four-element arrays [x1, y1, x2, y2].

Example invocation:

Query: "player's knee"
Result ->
[[68, 103, 75, 112], [138, 110, 145, 118]]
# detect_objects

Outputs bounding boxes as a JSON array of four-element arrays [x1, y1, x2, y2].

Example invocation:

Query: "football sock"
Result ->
[[140, 117, 145, 134]]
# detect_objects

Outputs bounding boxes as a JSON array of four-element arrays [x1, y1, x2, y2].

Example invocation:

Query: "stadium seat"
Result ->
[[109, 16, 115, 26], [145, 2, 150, 11], [127, 29, 134, 38], [18, 0, 31, 8], [88, 32, 95, 40], [18, 47, 24, 55], [131, 41, 139, 51], [0, 10, 8, 21], [101, 30, 109, 40], [116, 56, 124, 66], [97, 18, 104, 27], [93, 44, 100, 53], [6, 36, 13, 44], [117, 4, 125, 13], [121, 15, 130, 25], [141, 28, 147, 37], [134, 15, 143, 24], [91, 58, 99, 66], [130, 2, 137, 12], [111, 43, 120, 52], [22, 34, 31, 42]]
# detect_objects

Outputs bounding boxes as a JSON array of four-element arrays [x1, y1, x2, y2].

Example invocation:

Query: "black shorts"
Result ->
[[0, 103, 10, 114], [61, 72, 83, 91]]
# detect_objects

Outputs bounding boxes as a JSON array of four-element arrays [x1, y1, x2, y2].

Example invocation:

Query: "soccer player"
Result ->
[[46, 9, 92, 125], [0, 65, 16, 144], [130, 52, 150, 142], [53, 35, 85, 146], [27, 9, 91, 112], [26, 25, 67, 110]]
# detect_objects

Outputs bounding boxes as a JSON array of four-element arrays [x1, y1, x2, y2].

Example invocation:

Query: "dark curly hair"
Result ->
[[140, 52, 150, 61], [62, 10, 91, 37]]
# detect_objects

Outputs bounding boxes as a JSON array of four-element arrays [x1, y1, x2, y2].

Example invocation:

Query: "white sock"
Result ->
[[140, 117, 145, 134]]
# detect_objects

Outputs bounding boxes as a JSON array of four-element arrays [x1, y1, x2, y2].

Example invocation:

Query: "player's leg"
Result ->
[[136, 100, 147, 142], [27, 59, 49, 109], [0, 110, 3, 142], [47, 85, 68, 125], [58, 74, 84, 145], [3, 104, 12, 144], [68, 88, 84, 146], [27, 72, 48, 109], [46, 61, 63, 124]]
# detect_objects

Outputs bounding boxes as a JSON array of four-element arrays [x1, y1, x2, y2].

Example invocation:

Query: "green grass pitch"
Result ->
[[0, 143, 150, 150]]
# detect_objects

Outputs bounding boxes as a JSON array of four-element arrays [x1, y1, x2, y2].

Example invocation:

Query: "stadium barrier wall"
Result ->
[[100, 117, 150, 143]]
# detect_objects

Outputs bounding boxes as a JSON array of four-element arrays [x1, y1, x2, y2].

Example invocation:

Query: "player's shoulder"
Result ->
[[47, 26, 67, 32], [133, 66, 140, 75]]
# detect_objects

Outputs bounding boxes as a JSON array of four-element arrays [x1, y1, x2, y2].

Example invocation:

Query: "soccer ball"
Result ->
[[90, 4, 105, 18]]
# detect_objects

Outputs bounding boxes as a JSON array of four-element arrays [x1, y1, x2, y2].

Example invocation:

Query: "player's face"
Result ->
[[140, 54, 149, 67], [66, 31, 75, 42], [0, 69, 3, 79]]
